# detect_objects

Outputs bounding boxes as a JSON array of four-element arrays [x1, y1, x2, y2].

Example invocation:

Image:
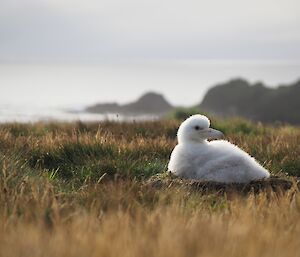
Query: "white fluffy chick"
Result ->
[[168, 114, 270, 183]]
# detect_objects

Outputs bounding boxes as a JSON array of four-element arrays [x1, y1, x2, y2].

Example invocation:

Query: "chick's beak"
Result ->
[[205, 128, 224, 140]]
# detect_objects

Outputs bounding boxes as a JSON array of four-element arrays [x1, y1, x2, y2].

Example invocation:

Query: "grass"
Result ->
[[0, 117, 300, 256]]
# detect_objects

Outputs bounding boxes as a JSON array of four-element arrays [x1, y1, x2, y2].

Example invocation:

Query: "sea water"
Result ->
[[0, 59, 299, 123]]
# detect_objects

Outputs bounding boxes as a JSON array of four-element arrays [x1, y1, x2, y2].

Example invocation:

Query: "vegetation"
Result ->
[[0, 118, 300, 257], [166, 107, 202, 120]]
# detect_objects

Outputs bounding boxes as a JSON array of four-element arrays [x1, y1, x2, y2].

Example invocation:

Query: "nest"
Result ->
[[146, 173, 297, 194]]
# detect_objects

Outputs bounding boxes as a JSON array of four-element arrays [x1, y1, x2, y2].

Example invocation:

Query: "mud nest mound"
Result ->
[[146, 173, 298, 195]]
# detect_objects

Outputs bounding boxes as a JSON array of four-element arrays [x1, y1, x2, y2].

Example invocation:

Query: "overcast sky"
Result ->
[[1, 0, 300, 61]]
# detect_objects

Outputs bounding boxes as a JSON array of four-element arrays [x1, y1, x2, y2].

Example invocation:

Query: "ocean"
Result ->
[[0, 59, 299, 123]]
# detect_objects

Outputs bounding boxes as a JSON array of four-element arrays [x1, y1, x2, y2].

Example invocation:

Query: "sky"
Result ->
[[1, 0, 300, 61], [0, 0, 300, 110]]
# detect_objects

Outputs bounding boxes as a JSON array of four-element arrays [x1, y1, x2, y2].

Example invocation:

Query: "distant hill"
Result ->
[[200, 78, 300, 124], [86, 92, 174, 115]]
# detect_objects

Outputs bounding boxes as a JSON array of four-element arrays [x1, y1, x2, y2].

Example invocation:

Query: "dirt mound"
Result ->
[[146, 173, 297, 194]]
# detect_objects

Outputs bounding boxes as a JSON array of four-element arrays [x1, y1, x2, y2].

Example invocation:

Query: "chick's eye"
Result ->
[[194, 126, 201, 130]]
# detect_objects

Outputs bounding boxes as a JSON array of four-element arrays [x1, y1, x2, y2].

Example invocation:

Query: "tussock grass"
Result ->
[[0, 118, 300, 256]]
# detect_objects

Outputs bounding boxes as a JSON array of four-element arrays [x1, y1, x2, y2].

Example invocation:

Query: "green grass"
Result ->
[[1, 118, 300, 191]]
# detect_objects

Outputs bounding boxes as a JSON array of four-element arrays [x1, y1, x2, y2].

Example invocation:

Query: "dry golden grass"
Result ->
[[1, 177, 300, 257], [0, 119, 300, 257]]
